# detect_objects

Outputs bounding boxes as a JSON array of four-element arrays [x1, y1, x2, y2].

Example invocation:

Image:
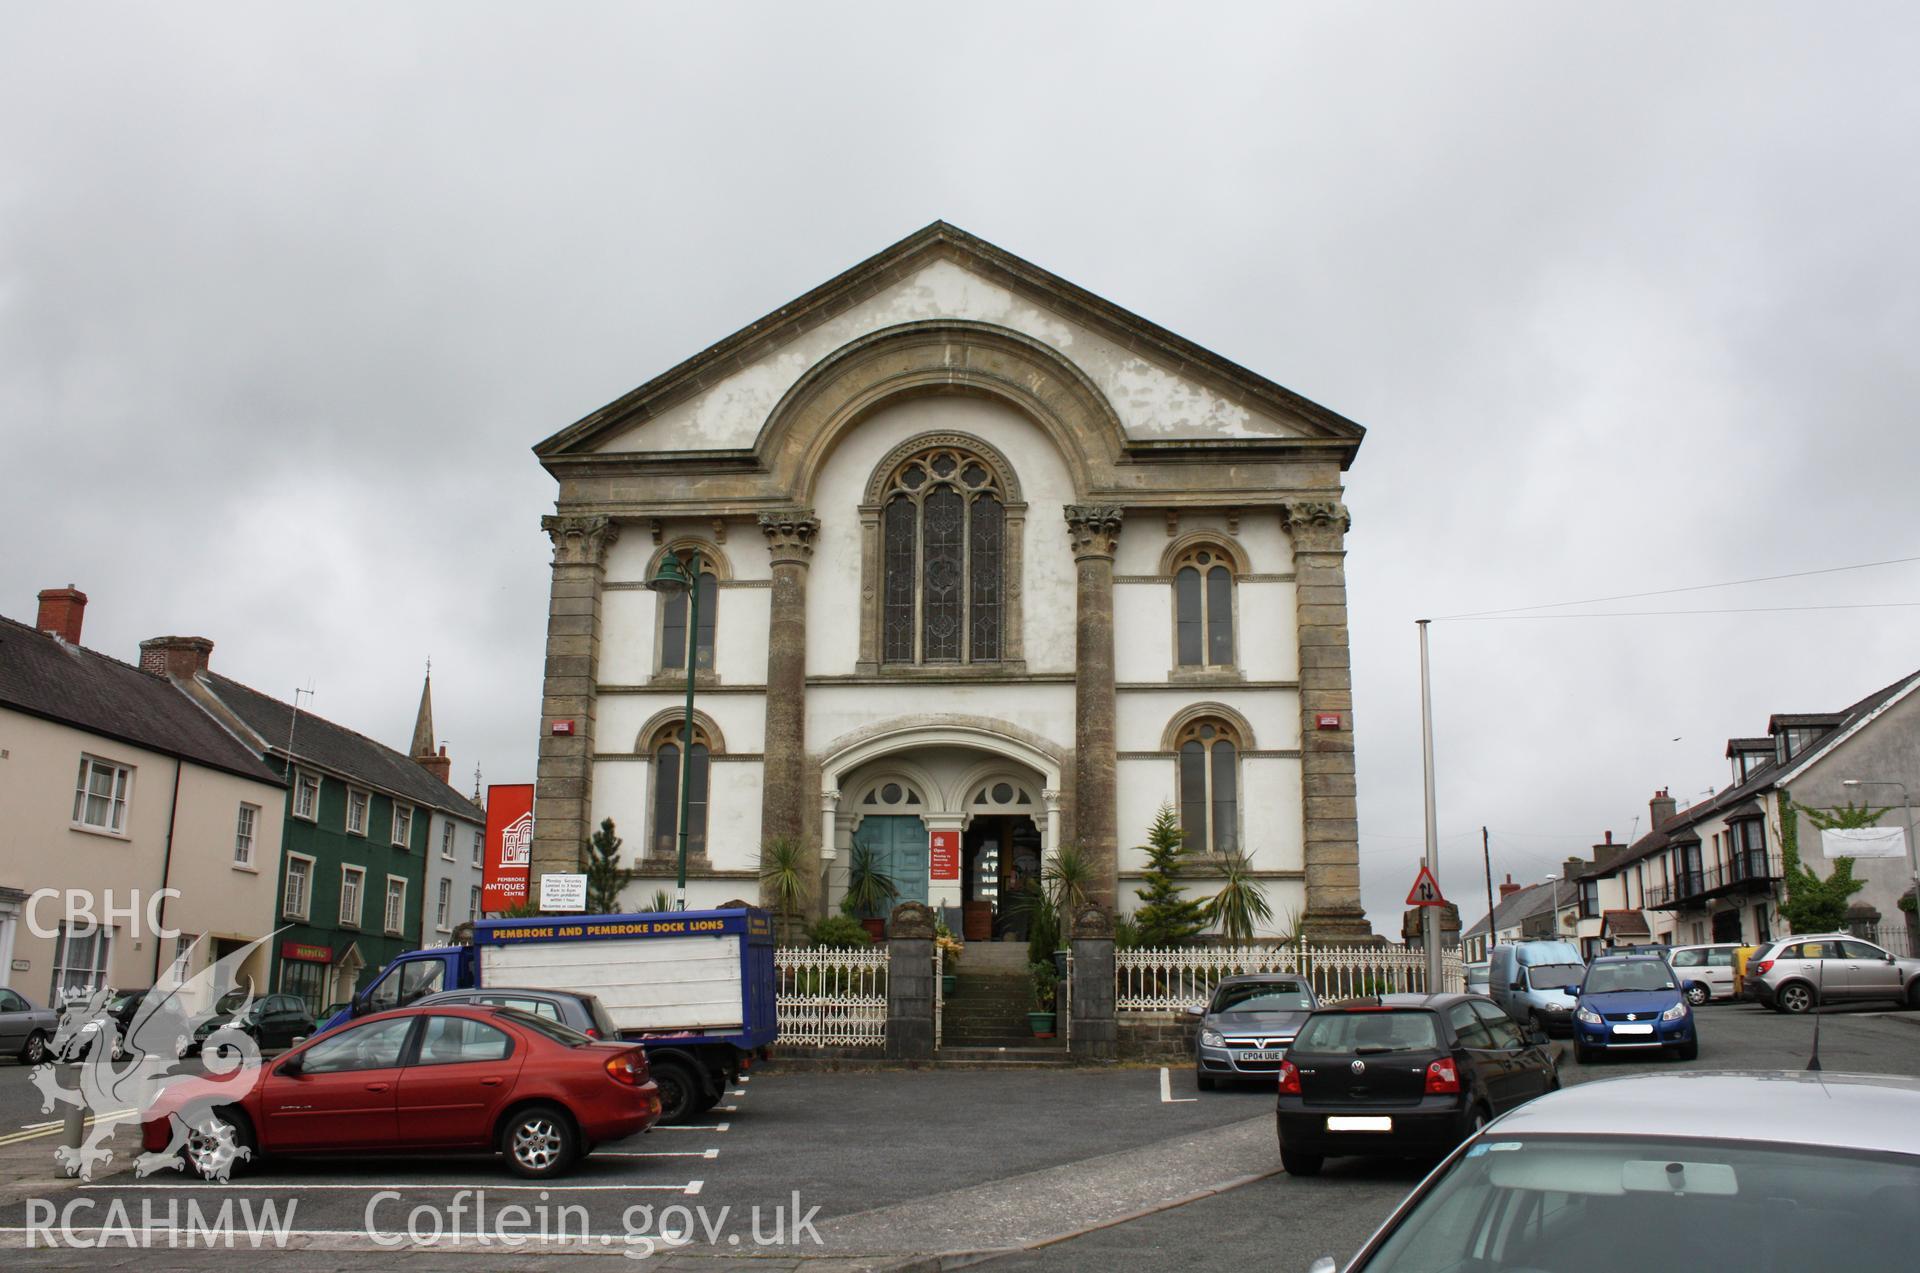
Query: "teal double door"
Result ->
[[851, 815, 930, 910]]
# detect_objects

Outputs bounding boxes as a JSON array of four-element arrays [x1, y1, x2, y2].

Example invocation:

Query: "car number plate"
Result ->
[[1326, 1116, 1393, 1132], [1613, 1023, 1654, 1035], [1240, 1050, 1284, 1062]]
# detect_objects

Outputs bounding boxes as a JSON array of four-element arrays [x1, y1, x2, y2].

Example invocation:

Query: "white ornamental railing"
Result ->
[[1116, 945, 1465, 1013], [775, 947, 889, 1047]]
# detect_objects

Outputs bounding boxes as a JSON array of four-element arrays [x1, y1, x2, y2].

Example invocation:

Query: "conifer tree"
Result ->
[[1133, 803, 1208, 947], [585, 818, 635, 914]]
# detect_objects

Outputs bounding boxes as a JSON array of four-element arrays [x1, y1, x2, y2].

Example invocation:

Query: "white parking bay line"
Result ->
[[1159, 1067, 1196, 1103], [80, 1181, 701, 1193], [654, 1121, 728, 1131], [728, 1088, 747, 1096], [596, 1148, 719, 1159], [715, 1105, 738, 1112]]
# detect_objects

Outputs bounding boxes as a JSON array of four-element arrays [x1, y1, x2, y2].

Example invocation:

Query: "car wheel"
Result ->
[[183, 1109, 255, 1181], [1281, 1147, 1323, 1177], [1778, 982, 1815, 1014], [503, 1105, 578, 1179], [650, 1059, 702, 1124], [1907, 980, 1920, 1011], [19, 1032, 50, 1066], [1196, 1072, 1217, 1091], [1464, 1104, 1490, 1142], [1685, 984, 1709, 1006], [1574, 1041, 1597, 1064], [1673, 1038, 1699, 1061]]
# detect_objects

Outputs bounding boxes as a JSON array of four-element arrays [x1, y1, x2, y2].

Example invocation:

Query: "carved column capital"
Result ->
[[758, 508, 821, 565], [1064, 504, 1124, 560], [1280, 500, 1352, 545], [821, 789, 841, 812], [1040, 788, 1063, 810], [541, 514, 620, 566]]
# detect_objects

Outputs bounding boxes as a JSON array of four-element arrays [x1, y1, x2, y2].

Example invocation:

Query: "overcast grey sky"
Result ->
[[5, 3, 1917, 932]]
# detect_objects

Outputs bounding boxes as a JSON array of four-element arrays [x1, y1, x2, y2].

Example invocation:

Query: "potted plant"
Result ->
[[935, 921, 963, 997], [1028, 960, 1058, 1038], [842, 841, 898, 942]]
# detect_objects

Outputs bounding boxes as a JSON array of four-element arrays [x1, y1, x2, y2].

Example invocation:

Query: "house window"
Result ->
[[169, 934, 196, 981], [881, 445, 1005, 664], [1174, 718, 1240, 854], [284, 854, 314, 920], [347, 789, 370, 836], [469, 884, 481, 922], [391, 803, 413, 848], [1730, 818, 1768, 879], [50, 923, 112, 1005], [384, 878, 407, 935], [339, 866, 364, 926], [441, 822, 455, 860], [72, 756, 132, 834], [658, 550, 719, 673], [293, 771, 321, 821], [650, 720, 711, 859], [234, 803, 258, 867], [1578, 880, 1599, 919], [436, 878, 452, 932], [1173, 545, 1235, 667]]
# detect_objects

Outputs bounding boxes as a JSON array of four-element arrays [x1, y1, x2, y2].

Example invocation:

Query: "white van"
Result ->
[[1488, 940, 1585, 1035]]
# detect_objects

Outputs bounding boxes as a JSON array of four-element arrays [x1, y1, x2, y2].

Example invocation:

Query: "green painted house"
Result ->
[[183, 672, 485, 1015]]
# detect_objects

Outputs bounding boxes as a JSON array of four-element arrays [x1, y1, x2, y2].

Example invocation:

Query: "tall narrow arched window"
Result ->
[[650, 721, 710, 859], [1173, 545, 1234, 667], [881, 446, 1005, 664], [658, 551, 718, 673], [1175, 718, 1240, 854]]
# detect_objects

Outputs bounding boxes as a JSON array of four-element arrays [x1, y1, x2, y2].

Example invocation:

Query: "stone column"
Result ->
[[1065, 505, 1123, 910], [1041, 787, 1063, 861], [1069, 903, 1117, 1061], [532, 514, 619, 900], [1282, 499, 1372, 941], [758, 510, 819, 903], [885, 901, 936, 1061]]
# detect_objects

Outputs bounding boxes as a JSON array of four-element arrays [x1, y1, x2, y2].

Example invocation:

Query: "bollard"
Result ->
[[61, 1103, 87, 1175]]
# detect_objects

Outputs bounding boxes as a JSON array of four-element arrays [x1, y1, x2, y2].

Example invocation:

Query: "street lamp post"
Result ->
[[1841, 777, 1919, 944], [650, 549, 701, 912]]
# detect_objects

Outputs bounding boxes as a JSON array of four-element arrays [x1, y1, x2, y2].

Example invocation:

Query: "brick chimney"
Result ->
[[1649, 787, 1677, 828], [139, 635, 214, 680], [1591, 829, 1621, 868], [1498, 873, 1522, 900], [36, 587, 87, 644], [1563, 856, 1587, 884], [416, 743, 453, 785]]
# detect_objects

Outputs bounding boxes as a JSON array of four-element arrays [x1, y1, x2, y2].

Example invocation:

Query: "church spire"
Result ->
[[410, 659, 435, 759]]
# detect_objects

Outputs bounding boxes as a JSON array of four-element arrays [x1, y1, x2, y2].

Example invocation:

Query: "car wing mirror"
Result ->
[[1308, 1258, 1338, 1273], [1565, 986, 1581, 995], [277, 1053, 304, 1078], [1181, 1004, 1205, 1019], [1526, 1025, 1549, 1046]]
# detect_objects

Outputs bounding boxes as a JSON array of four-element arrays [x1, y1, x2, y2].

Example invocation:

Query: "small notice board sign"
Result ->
[[539, 873, 589, 913]]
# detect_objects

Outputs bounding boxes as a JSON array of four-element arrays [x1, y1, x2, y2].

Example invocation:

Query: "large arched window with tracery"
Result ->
[[1173, 544, 1234, 667], [1175, 718, 1240, 854], [881, 445, 1005, 664], [650, 720, 711, 859]]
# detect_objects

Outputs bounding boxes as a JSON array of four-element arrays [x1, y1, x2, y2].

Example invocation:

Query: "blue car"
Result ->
[[1570, 954, 1697, 1063]]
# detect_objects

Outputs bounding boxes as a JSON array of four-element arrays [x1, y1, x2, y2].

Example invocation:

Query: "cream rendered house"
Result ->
[[0, 591, 286, 1006], [528, 224, 1372, 940]]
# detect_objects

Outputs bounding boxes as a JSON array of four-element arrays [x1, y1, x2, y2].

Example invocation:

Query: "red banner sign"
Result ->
[[281, 941, 333, 964], [930, 830, 960, 882], [481, 783, 535, 912]]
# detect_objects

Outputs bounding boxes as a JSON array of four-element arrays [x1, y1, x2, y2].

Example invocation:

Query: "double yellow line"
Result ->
[[0, 1109, 136, 1147]]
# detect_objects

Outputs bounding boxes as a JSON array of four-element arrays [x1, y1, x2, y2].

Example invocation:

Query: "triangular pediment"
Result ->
[[536, 222, 1363, 466]]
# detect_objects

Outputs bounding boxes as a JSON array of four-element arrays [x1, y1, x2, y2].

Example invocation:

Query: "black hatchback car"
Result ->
[[1275, 993, 1558, 1176]]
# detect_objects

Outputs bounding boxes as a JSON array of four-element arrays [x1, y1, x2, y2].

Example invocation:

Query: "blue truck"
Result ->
[[317, 907, 777, 1122]]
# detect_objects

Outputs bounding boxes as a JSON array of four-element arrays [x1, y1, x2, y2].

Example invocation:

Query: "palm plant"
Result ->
[[647, 888, 673, 914], [1205, 845, 1273, 945], [1043, 843, 1097, 923], [756, 836, 812, 942], [841, 840, 898, 920]]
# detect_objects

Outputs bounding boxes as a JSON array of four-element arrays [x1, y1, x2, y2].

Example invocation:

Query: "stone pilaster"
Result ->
[[1069, 903, 1117, 1061], [1282, 499, 1371, 941], [1065, 504, 1123, 910], [532, 514, 619, 902], [758, 509, 819, 904]]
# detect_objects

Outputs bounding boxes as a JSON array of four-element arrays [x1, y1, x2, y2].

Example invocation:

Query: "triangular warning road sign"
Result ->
[[1406, 863, 1447, 907]]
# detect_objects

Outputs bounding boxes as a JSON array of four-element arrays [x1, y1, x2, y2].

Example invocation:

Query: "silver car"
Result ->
[[0, 986, 58, 1064], [1190, 974, 1318, 1089], [1321, 1071, 1920, 1272], [1747, 933, 1920, 1013], [1668, 942, 1744, 1004]]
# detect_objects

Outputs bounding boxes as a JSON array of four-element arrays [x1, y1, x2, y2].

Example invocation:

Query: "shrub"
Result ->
[[807, 914, 875, 950]]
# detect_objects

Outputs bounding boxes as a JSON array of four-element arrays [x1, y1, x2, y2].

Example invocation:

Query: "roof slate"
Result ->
[[201, 673, 483, 821], [0, 615, 281, 785]]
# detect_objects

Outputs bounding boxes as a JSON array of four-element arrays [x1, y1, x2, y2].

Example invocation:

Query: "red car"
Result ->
[[142, 1004, 660, 1179]]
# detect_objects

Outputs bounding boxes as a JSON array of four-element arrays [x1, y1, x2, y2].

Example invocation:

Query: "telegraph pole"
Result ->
[[1417, 620, 1443, 990], [1482, 826, 1495, 959]]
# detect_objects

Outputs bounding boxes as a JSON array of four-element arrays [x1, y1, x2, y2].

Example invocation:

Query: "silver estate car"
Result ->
[[1746, 933, 1920, 1013], [1321, 1071, 1920, 1273]]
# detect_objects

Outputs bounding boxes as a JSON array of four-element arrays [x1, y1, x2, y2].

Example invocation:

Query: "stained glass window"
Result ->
[[878, 445, 1008, 665], [1173, 546, 1236, 667]]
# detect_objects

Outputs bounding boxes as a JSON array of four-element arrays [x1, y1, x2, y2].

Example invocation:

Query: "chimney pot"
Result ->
[[138, 636, 214, 680], [1650, 787, 1678, 829], [1498, 872, 1522, 900], [36, 587, 88, 644]]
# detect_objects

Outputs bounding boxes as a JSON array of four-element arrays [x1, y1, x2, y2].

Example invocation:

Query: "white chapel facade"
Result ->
[[530, 224, 1370, 940]]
